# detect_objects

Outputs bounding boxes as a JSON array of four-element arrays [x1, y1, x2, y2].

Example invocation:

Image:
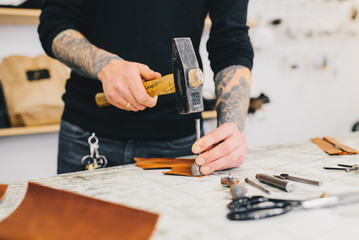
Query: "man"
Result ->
[[38, 0, 254, 175]]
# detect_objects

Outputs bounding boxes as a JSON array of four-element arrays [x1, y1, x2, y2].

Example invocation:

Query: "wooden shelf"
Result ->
[[0, 7, 40, 25], [0, 124, 59, 137]]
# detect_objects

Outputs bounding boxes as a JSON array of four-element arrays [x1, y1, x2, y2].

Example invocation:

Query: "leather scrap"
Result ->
[[134, 158, 202, 177], [0, 184, 8, 201], [311, 137, 359, 155], [0, 182, 159, 240]]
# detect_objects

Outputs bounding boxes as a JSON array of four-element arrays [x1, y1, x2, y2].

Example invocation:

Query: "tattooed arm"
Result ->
[[52, 29, 160, 111], [192, 65, 251, 175]]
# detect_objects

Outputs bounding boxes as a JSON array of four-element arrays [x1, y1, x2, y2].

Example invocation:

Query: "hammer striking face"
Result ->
[[172, 38, 204, 115]]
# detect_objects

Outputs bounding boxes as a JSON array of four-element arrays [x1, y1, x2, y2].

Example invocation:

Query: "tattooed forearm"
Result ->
[[52, 29, 122, 79], [215, 65, 251, 132]]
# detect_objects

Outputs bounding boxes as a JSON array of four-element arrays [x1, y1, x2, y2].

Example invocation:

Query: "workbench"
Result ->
[[1, 132, 359, 240]]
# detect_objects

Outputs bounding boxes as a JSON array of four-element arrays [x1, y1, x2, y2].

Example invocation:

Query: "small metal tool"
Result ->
[[338, 164, 358, 172], [245, 178, 271, 194], [274, 173, 322, 186], [256, 174, 294, 192], [323, 164, 359, 173], [221, 173, 246, 199], [191, 119, 202, 176]]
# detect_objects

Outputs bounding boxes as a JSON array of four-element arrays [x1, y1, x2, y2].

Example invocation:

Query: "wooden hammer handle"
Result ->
[[95, 74, 175, 107]]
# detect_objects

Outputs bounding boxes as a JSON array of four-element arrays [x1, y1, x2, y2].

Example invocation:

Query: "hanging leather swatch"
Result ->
[[0, 184, 8, 201], [134, 158, 202, 177], [311, 137, 359, 155], [0, 182, 159, 240]]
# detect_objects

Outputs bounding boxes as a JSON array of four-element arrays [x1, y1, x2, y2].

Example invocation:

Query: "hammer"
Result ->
[[95, 38, 204, 175], [95, 38, 204, 114]]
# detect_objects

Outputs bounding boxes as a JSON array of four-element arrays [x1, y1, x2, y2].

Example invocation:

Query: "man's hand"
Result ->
[[192, 122, 248, 175], [98, 60, 161, 111]]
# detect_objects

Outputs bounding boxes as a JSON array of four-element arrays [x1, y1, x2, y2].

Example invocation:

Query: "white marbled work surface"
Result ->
[[1, 133, 359, 240]]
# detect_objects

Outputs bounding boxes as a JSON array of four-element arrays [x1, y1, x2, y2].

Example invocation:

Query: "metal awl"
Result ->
[[274, 173, 322, 186]]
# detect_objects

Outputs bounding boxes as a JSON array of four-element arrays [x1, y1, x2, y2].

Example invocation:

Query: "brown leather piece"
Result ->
[[323, 137, 359, 154], [0, 182, 159, 240], [0, 184, 8, 201], [311, 137, 358, 155], [134, 158, 202, 177]]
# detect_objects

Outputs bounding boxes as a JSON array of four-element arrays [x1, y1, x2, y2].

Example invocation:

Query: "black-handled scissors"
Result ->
[[227, 192, 359, 221]]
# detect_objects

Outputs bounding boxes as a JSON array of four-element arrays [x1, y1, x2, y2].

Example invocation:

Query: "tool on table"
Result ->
[[323, 164, 358, 172], [191, 119, 202, 176], [311, 136, 358, 155], [95, 37, 204, 116], [221, 173, 247, 199], [256, 174, 294, 192], [245, 178, 271, 195], [226, 192, 359, 221], [81, 133, 108, 170], [273, 173, 322, 186]]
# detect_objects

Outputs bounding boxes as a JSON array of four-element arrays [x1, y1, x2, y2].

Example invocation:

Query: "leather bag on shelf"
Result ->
[[0, 55, 69, 127]]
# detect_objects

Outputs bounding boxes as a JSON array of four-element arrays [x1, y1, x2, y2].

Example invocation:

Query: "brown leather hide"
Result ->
[[0, 182, 159, 240]]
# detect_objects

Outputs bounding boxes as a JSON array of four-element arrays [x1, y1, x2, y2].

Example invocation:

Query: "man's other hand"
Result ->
[[98, 59, 161, 111], [192, 122, 248, 175]]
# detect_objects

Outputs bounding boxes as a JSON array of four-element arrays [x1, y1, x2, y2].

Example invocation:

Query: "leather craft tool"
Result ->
[[311, 137, 358, 155], [256, 174, 294, 192], [221, 173, 247, 199], [226, 192, 359, 221], [0, 182, 159, 240], [95, 37, 204, 116], [274, 173, 322, 186], [245, 177, 271, 194], [323, 164, 359, 172]]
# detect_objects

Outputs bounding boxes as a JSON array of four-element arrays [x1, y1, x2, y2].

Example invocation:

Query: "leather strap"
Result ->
[[0, 182, 159, 239]]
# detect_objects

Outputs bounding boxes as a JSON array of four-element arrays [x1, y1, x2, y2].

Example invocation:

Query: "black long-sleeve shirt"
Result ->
[[38, 0, 253, 141]]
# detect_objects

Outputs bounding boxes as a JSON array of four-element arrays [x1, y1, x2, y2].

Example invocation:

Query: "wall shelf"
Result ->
[[0, 124, 59, 137], [0, 7, 40, 25]]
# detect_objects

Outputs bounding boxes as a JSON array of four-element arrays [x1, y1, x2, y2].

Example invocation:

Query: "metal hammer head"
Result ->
[[172, 38, 204, 115]]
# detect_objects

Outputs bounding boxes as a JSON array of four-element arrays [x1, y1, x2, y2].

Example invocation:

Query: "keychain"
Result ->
[[81, 133, 108, 170]]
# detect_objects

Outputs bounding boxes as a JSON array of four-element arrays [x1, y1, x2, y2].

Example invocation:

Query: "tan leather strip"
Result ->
[[134, 157, 194, 169], [0, 184, 8, 201], [0, 182, 159, 240], [311, 138, 343, 155], [323, 137, 359, 154], [135, 157, 203, 177]]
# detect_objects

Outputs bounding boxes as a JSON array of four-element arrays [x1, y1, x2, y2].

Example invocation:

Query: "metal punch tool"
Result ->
[[274, 173, 322, 186]]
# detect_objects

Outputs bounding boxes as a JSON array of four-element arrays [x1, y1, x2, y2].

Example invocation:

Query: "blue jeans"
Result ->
[[57, 120, 196, 174]]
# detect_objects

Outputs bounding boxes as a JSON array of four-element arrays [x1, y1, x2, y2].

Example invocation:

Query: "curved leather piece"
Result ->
[[0, 184, 8, 201], [0, 182, 159, 240], [134, 158, 202, 177]]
